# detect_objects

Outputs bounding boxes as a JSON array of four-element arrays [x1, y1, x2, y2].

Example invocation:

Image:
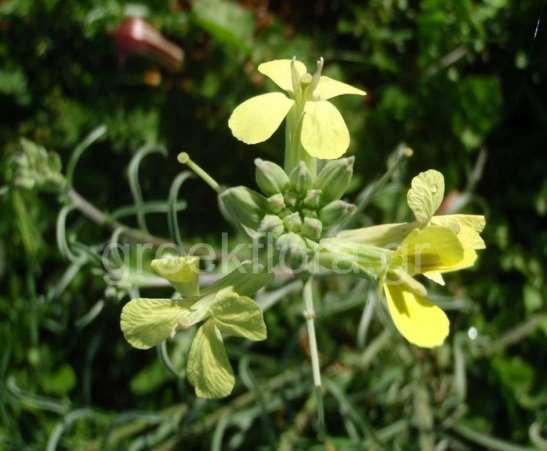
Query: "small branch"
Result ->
[[67, 189, 172, 246]]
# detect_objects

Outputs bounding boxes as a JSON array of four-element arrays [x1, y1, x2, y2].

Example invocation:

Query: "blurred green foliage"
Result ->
[[0, 0, 546, 449]]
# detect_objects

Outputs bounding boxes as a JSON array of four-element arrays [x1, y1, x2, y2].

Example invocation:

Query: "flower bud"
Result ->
[[301, 217, 323, 241], [218, 186, 267, 230], [319, 200, 356, 227], [289, 161, 312, 195], [283, 212, 302, 233], [266, 193, 286, 213], [255, 159, 289, 196], [276, 232, 309, 269], [302, 189, 321, 209], [302, 208, 318, 219], [259, 214, 285, 238], [284, 190, 299, 208], [315, 156, 354, 205]]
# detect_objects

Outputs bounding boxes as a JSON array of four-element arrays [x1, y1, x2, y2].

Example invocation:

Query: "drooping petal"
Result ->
[[186, 320, 235, 399], [228, 93, 294, 145], [384, 284, 449, 348], [258, 59, 307, 92], [301, 100, 350, 159], [314, 75, 366, 100]]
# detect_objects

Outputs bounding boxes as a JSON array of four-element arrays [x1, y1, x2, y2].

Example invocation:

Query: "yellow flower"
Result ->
[[337, 169, 486, 285], [383, 225, 476, 348], [328, 169, 487, 348], [228, 58, 366, 159]]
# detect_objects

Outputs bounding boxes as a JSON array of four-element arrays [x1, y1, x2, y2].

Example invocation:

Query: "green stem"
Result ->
[[302, 277, 326, 437], [284, 104, 316, 178]]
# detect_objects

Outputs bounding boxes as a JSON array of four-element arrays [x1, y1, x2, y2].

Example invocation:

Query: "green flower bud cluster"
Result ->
[[220, 158, 357, 238], [218, 156, 357, 268], [231, 157, 356, 234]]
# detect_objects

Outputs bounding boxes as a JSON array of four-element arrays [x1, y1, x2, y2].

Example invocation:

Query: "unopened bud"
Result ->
[[284, 190, 299, 208], [319, 200, 356, 227], [255, 158, 289, 196], [302, 189, 321, 209], [301, 217, 323, 241], [283, 212, 302, 233], [276, 232, 309, 269], [259, 214, 285, 238], [289, 161, 312, 195], [267, 193, 286, 213], [219, 186, 267, 230], [315, 156, 354, 205], [302, 208, 318, 219]]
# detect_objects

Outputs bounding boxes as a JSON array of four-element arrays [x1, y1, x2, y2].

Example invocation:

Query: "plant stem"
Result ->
[[302, 277, 326, 437], [67, 189, 171, 246]]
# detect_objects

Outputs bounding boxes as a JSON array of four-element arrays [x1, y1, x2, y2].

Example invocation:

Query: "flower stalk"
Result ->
[[303, 276, 326, 436]]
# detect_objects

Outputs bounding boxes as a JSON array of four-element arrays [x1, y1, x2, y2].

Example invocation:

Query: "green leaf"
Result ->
[[192, 0, 254, 52], [210, 294, 267, 341], [407, 169, 445, 224], [120, 298, 188, 349], [39, 364, 76, 396], [201, 261, 273, 297], [187, 320, 235, 399], [130, 360, 169, 395]]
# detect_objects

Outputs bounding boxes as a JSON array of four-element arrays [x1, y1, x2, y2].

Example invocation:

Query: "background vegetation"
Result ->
[[0, 0, 546, 449]]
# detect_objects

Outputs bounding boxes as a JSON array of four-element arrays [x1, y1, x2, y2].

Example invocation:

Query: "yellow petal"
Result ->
[[394, 225, 463, 274], [301, 100, 350, 159], [384, 284, 449, 348], [258, 59, 307, 92], [228, 93, 294, 145], [438, 247, 478, 273], [407, 170, 445, 224], [432, 214, 486, 250], [313, 75, 366, 100], [423, 271, 445, 285]]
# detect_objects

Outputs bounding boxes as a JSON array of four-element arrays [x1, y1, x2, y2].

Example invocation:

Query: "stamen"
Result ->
[[309, 56, 324, 95], [177, 152, 221, 193]]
